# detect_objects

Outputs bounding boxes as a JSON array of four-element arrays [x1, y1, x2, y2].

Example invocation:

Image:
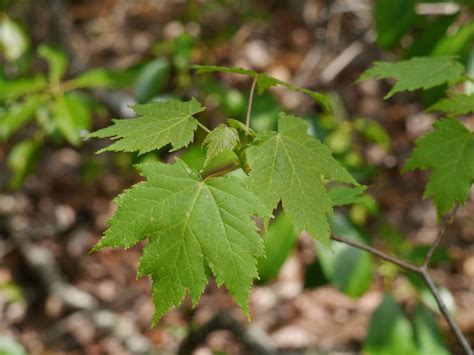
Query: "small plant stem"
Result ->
[[203, 164, 239, 180], [423, 205, 458, 269], [60, 79, 77, 92], [197, 121, 211, 133], [421, 268, 472, 354], [245, 76, 257, 135], [330, 235, 420, 273]]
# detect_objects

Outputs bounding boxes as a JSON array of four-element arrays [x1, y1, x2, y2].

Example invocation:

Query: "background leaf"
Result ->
[[0, 96, 42, 140], [257, 213, 296, 283], [363, 294, 417, 355], [318, 213, 373, 297], [359, 56, 465, 98], [429, 93, 474, 116], [412, 304, 449, 355], [373, 0, 416, 49], [0, 76, 47, 101], [134, 58, 170, 103], [7, 139, 39, 189], [329, 186, 368, 207], [38, 44, 68, 84], [69, 67, 139, 89], [404, 118, 474, 216], [54, 92, 92, 145]]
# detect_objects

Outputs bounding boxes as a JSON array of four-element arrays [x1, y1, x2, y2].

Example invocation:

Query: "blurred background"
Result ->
[[1, 0, 473, 354]]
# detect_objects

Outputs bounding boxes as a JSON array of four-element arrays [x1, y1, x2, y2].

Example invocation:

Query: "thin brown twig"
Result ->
[[421, 268, 472, 354], [423, 205, 459, 269], [330, 206, 473, 355], [330, 235, 420, 273]]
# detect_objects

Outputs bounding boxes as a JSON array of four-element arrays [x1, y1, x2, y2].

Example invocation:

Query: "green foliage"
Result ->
[[0, 335, 27, 355], [0, 28, 173, 187], [193, 65, 331, 111], [38, 44, 68, 84], [89, 98, 205, 154], [95, 159, 268, 322], [203, 123, 239, 165], [246, 114, 356, 246], [329, 186, 367, 207], [405, 15, 457, 58], [90, 84, 358, 321], [7, 139, 39, 189], [429, 93, 474, 116], [0, 96, 43, 140], [360, 54, 473, 216], [431, 20, 474, 59], [359, 56, 465, 98], [0, 76, 47, 101], [373, 0, 416, 49], [412, 304, 449, 355], [227, 118, 256, 137], [319, 213, 373, 297], [69, 67, 139, 89], [364, 294, 417, 355], [364, 295, 448, 355], [54, 93, 92, 145], [134, 58, 170, 103], [404, 119, 474, 216], [90, 54, 471, 333], [257, 213, 295, 283]]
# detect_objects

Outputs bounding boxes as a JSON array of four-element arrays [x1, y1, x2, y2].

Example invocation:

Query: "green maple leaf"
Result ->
[[329, 186, 368, 206], [94, 159, 267, 322], [192, 65, 331, 111], [429, 94, 474, 116], [404, 118, 474, 216], [226, 118, 256, 137], [246, 113, 357, 246], [89, 98, 205, 154], [359, 56, 464, 98], [203, 123, 239, 165]]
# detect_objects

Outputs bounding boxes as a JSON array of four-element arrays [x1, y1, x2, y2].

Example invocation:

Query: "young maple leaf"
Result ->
[[89, 98, 205, 154], [203, 123, 239, 165], [246, 113, 357, 247], [94, 159, 268, 322], [404, 118, 474, 216], [359, 56, 465, 98], [429, 94, 474, 117], [193, 65, 331, 111]]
